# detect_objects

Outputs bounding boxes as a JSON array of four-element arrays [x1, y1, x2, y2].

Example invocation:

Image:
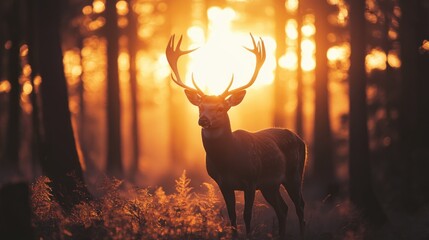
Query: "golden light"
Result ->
[[187, 26, 205, 44], [301, 24, 315, 37], [422, 40, 429, 52], [20, 44, 29, 57], [187, 6, 274, 95], [22, 64, 32, 77], [116, 0, 129, 16], [64, 49, 82, 85], [301, 39, 315, 53], [92, 0, 105, 14], [286, 20, 298, 40], [279, 51, 297, 70], [285, 0, 298, 12], [366, 48, 386, 71], [301, 56, 315, 71], [327, 45, 349, 62], [88, 17, 106, 31], [82, 5, 92, 15], [118, 17, 128, 28], [22, 81, 33, 95], [387, 52, 401, 68], [34, 75, 42, 87], [0, 81, 11, 93]]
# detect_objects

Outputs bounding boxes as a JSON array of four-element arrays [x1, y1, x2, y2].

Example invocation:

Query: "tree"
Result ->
[[127, 2, 140, 180], [37, 0, 91, 212], [398, 0, 429, 210], [312, 0, 337, 196], [295, 0, 304, 136], [3, 0, 22, 172], [105, 0, 123, 178], [348, 0, 386, 225], [273, 0, 287, 127]]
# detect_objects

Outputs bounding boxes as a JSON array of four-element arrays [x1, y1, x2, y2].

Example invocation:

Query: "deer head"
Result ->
[[166, 33, 266, 129]]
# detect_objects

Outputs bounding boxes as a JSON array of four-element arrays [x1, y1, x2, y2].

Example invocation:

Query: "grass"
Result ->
[[31, 171, 372, 240]]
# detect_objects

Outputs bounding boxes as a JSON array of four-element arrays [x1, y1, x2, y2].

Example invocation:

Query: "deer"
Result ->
[[166, 33, 306, 239]]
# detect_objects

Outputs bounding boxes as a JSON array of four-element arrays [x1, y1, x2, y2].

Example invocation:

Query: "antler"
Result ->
[[166, 34, 204, 95], [220, 33, 266, 98]]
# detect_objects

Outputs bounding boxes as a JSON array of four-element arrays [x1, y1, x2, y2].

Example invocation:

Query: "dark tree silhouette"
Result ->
[[4, 0, 22, 171], [348, 0, 386, 225], [273, 0, 286, 127], [312, 0, 337, 196], [105, 0, 123, 178], [295, 0, 304, 137], [26, 0, 43, 173], [37, 0, 91, 212], [398, 0, 429, 210], [127, 3, 140, 179]]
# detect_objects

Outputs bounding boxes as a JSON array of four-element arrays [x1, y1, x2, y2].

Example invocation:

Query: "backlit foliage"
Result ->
[[31, 171, 231, 239]]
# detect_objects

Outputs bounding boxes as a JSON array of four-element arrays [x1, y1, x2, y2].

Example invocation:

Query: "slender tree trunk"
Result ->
[[295, 0, 304, 136], [26, 0, 43, 175], [398, 0, 429, 211], [4, 0, 22, 171], [348, 0, 386, 225], [273, 0, 286, 127], [105, 0, 123, 178], [312, 0, 337, 196], [37, 0, 91, 212], [127, 3, 140, 179]]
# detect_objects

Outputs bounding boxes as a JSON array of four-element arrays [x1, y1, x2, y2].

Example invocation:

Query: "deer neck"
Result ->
[[201, 116, 233, 156]]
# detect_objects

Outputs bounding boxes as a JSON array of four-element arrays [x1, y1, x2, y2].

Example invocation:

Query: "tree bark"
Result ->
[[105, 0, 123, 178], [312, 0, 337, 196], [398, 0, 429, 210], [273, 0, 286, 127], [348, 0, 386, 225], [37, 0, 91, 212], [4, 0, 22, 171], [127, 3, 140, 180]]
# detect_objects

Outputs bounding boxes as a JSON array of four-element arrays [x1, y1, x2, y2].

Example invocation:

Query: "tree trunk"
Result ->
[[312, 0, 337, 197], [4, 0, 22, 172], [273, 0, 286, 127], [295, 1, 304, 137], [105, 0, 123, 178], [348, 0, 386, 225], [37, 0, 91, 212], [127, 3, 140, 180], [398, 0, 429, 211]]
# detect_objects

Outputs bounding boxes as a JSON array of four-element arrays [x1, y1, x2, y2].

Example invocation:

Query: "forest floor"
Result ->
[[30, 171, 429, 240]]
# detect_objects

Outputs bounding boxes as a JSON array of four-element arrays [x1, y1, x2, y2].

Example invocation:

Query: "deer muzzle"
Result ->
[[198, 116, 211, 129]]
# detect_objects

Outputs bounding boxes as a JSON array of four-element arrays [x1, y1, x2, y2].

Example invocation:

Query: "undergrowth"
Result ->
[[31, 171, 232, 240]]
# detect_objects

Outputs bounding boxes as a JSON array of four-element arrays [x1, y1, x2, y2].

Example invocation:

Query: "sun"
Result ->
[[185, 7, 275, 96]]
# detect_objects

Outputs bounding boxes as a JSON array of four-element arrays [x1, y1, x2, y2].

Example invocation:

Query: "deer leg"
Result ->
[[220, 187, 237, 236], [283, 181, 305, 239], [243, 188, 255, 237], [261, 186, 288, 240]]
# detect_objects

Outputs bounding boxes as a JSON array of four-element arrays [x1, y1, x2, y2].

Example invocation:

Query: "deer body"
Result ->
[[166, 34, 306, 239]]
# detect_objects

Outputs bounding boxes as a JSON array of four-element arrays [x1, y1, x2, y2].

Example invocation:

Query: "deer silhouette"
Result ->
[[166, 34, 306, 239]]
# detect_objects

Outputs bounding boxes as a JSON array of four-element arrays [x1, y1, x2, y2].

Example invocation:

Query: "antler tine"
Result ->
[[222, 33, 266, 97], [166, 34, 202, 94], [220, 74, 234, 98], [191, 73, 204, 95]]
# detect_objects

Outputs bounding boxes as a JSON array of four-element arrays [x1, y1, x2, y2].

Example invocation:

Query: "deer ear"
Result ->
[[226, 90, 246, 107], [184, 89, 202, 106]]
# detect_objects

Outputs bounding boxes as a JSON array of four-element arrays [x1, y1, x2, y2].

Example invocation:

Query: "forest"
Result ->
[[0, 0, 428, 239]]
